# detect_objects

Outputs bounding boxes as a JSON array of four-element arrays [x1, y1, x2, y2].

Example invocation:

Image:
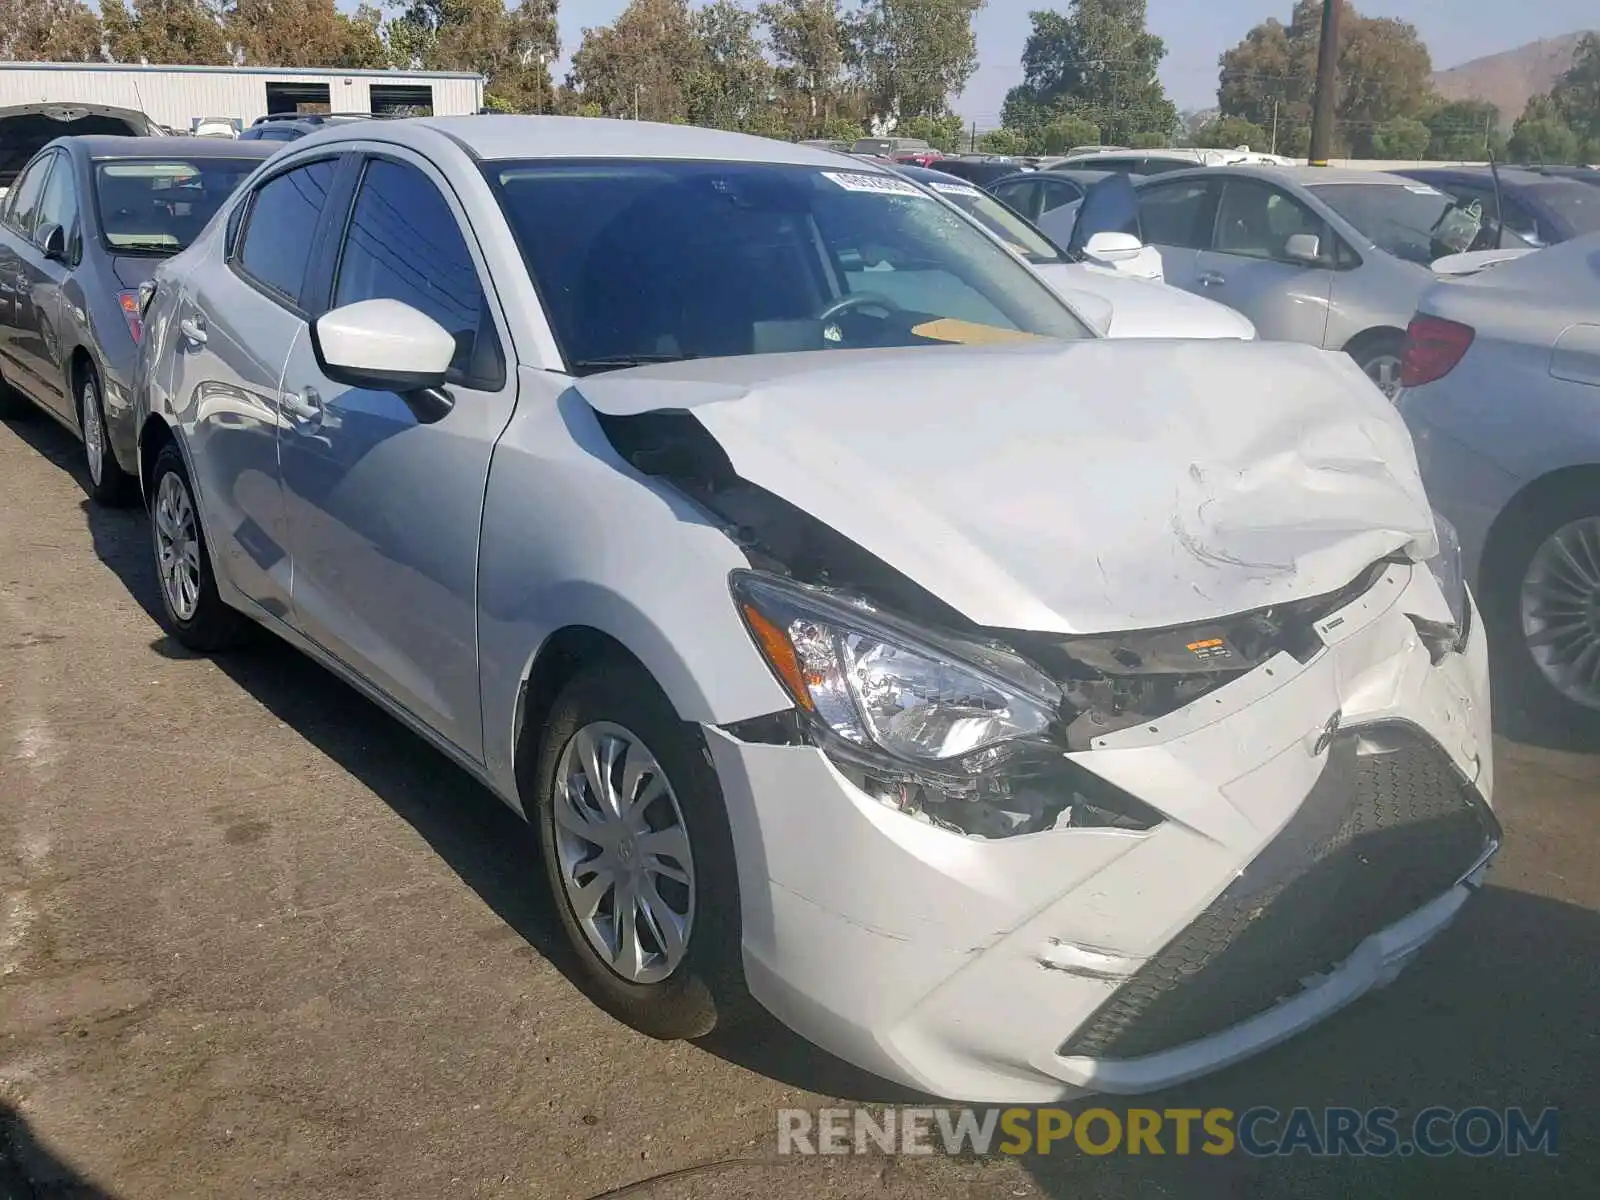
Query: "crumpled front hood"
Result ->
[[578, 339, 1436, 634]]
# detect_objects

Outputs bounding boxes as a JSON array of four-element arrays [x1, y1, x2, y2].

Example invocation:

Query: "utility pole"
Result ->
[[1308, 0, 1342, 166], [633, 82, 640, 122], [1270, 99, 1279, 155]]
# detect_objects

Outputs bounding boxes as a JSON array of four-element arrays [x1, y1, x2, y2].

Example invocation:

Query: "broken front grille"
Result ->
[[1058, 722, 1499, 1062]]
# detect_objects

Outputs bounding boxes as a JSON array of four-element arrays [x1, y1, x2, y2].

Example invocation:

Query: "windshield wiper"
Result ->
[[570, 353, 699, 373]]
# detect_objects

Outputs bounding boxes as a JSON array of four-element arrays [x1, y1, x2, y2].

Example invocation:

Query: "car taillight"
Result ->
[[116, 290, 144, 343], [1400, 314, 1474, 387]]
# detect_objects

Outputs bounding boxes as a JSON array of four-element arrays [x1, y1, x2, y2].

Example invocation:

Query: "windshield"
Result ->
[[488, 159, 1088, 374], [1309, 181, 1493, 264], [918, 178, 1064, 264], [1528, 182, 1600, 237], [95, 157, 262, 254]]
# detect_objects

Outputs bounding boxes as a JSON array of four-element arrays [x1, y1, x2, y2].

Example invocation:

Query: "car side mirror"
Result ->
[[1284, 233, 1323, 264], [1083, 231, 1166, 282], [38, 222, 67, 262], [311, 298, 456, 423]]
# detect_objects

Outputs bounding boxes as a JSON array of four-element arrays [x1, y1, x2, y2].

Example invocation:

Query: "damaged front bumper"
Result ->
[[703, 560, 1496, 1104]]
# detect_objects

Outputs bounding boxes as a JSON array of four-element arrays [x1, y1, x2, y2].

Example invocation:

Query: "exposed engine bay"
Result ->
[[600, 408, 1392, 837]]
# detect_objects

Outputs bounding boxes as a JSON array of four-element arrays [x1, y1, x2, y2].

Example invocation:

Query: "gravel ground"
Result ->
[[2, 412, 1596, 1199]]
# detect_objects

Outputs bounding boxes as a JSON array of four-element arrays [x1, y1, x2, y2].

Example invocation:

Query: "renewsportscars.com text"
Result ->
[[777, 1106, 1559, 1158]]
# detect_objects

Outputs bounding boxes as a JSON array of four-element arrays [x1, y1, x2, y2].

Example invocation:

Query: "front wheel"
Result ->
[[530, 660, 750, 1040], [148, 443, 249, 653], [80, 369, 134, 507]]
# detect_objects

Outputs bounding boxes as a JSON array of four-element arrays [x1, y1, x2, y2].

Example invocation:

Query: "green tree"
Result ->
[[386, 0, 557, 111], [1001, 2, 1177, 147], [977, 127, 1029, 156], [1217, 1, 1433, 158], [1424, 100, 1502, 160], [568, 0, 700, 122], [1509, 94, 1582, 164], [1194, 115, 1267, 150], [760, 0, 856, 137], [1369, 115, 1430, 159], [227, 0, 389, 69], [686, 0, 779, 132], [845, 0, 984, 123], [1039, 114, 1100, 153], [897, 112, 964, 151], [102, 0, 231, 64], [1551, 32, 1600, 145], [1128, 130, 1167, 148], [0, 0, 103, 61]]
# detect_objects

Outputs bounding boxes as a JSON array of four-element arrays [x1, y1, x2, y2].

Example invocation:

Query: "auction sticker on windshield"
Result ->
[[822, 172, 928, 197], [929, 181, 984, 198]]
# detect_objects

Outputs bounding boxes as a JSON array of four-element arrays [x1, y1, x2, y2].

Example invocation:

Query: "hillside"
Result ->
[[1431, 31, 1595, 125]]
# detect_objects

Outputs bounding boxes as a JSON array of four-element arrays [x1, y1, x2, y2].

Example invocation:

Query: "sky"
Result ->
[[549, 0, 1597, 125]]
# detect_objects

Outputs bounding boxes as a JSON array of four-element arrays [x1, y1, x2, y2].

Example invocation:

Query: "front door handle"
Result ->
[[179, 315, 207, 345], [282, 386, 324, 429], [1198, 270, 1227, 287]]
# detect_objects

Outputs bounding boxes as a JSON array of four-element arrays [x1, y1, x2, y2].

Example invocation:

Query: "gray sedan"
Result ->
[[1398, 233, 1600, 730], [0, 135, 274, 503], [1127, 165, 1526, 396]]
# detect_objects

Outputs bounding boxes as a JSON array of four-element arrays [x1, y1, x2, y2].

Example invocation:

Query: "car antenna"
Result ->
[[1487, 140, 1506, 250]]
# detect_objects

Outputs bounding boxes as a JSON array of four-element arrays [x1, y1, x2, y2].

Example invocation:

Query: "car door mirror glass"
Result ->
[[37, 222, 67, 262], [313, 298, 456, 402], [1283, 232, 1322, 263]]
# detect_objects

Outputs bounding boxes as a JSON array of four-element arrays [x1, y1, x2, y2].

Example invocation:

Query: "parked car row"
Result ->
[[3, 115, 1501, 1105]]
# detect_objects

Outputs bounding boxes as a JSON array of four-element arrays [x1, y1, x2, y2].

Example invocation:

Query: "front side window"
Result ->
[[1526, 182, 1600, 240], [235, 158, 338, 306], [95, 157, 262, 255], [1215, 180, 1326, 262], [990, 179, 1040, 220], [5, 154, 55, 236], [1138, 179, 1215, 249], [333, 158, 501, 387], [1038, 179, 1083, 214], [35, 154, 79, 257], [489, 160, 1089, 373]]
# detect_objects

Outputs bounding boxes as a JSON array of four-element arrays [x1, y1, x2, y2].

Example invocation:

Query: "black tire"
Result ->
[[528, 660, 751, 1040], [79, 366, 135, 507], [148, 442, 249, 653], [1480, 486, 1600, 739], [1348, 332, 1406, 400]]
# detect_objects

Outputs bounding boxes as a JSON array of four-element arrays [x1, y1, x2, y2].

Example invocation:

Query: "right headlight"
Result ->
[[729, 571, 1158, 840], [731, 570, 1060, 771]]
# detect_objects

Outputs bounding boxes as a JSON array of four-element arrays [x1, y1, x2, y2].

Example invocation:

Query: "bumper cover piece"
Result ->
[[1059, 722, 1499, 1061]]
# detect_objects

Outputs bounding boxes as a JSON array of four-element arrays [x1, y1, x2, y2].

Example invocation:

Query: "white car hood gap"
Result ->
[[578, 339, 1435, 634]]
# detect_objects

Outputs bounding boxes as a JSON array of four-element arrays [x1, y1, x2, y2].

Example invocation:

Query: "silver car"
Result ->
[[1398, 233, 1600, 730], [1130, 166, 1528, 396]]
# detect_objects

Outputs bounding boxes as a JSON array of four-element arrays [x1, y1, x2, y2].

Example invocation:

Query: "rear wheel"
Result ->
[[1482, 486, 1600, 736], [1349, 333, 1406, 400], [529, 660, 751, 1040]]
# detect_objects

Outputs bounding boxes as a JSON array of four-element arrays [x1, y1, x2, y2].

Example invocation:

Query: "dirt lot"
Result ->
[[2, 413, 1597, 1199]]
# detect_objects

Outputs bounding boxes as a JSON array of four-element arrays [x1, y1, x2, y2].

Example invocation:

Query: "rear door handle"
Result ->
[[179, 315, 207, 345], [1198, 271, 1227, 287]]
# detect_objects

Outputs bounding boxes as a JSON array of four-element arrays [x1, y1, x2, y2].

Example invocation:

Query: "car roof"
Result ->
[[1137, 164, 1419, 188], [1397, 165, 1569, 187], [349, 115, 875, 168], [65, 135, 279, 160]]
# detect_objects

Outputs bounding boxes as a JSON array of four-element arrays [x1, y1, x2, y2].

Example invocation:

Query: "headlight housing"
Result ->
[[730, 571, 1158, 839], [1414, 510, 1471, 660]]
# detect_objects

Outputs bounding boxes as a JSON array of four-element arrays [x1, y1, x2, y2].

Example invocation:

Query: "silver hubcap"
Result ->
[[1364, 353, 1402, 398], [1521, 517, 1600, 709], [82, 380, 104, 486], [553, 721, 695, 984], [153, 472, 202, 623]]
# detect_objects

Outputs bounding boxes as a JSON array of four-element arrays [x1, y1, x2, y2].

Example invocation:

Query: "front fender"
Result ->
[[476, 372, 791, 800]]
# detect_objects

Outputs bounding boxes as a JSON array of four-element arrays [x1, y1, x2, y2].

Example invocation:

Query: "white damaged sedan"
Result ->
[[135, 116, 1497, 1104]]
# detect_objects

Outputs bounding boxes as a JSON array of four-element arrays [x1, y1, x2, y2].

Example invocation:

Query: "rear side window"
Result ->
[[991, 179, 1039, 220], [332, 158, 502, 388], [235, 159, 338, 308], [1138, 180, 1216, 249], [5, 153, 55, 236]]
